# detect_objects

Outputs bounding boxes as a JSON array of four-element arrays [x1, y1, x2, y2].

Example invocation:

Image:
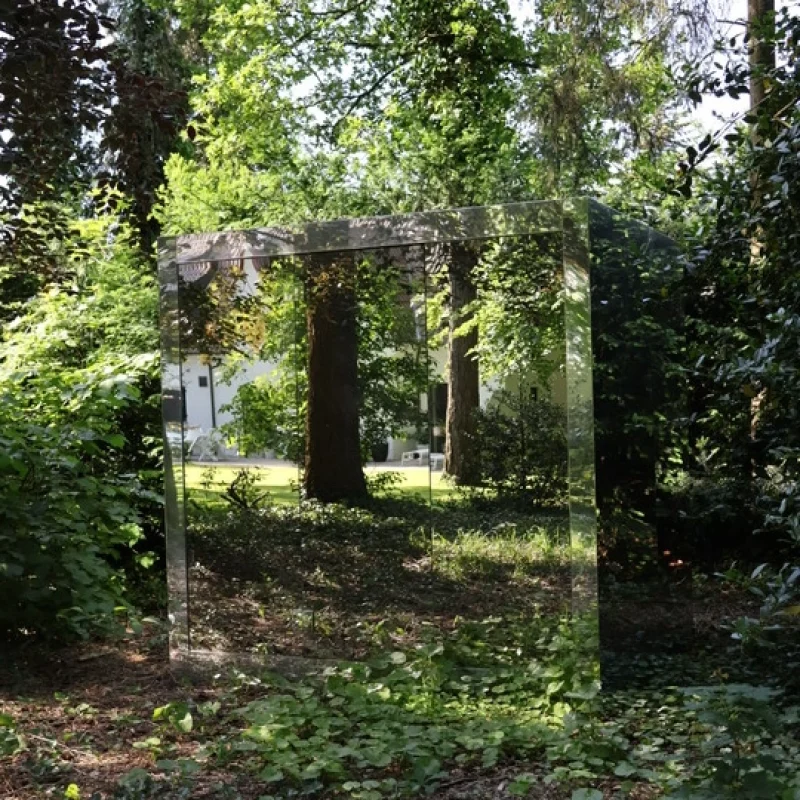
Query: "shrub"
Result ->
[[0, 208, 161, 638], [468, 390, 567, 508], [0, 363, 151, 637]]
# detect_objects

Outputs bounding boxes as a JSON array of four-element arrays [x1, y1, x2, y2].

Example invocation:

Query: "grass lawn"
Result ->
[[184, 462, 456, 507]]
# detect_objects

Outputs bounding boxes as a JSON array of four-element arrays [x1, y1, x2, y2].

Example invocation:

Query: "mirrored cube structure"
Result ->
[[159, 199, 685, 683]]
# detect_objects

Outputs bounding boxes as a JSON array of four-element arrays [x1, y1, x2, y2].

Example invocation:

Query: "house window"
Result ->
[[433, 383, 448, 422], [198, 375, 208, 388]]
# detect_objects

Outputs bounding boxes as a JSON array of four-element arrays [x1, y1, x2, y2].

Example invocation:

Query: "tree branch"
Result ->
[[330, 58, 412, 134]]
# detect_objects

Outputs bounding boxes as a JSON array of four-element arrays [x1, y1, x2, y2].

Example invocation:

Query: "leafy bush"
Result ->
[[0, 208, 161, 638], [468, 390, 567, 508], [221, 373, 304, 462], [0, 363, 153, 637]]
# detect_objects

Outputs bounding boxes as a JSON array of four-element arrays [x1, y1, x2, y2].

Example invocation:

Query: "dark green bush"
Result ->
[[0, 365, 152, 637], [467, 390, 567, 508]]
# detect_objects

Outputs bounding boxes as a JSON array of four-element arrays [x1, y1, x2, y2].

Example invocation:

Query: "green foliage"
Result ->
[[432, 525, 566, 583], [219, 616, 597, 798], [720, 562, 800, 651], [469, 234, 566, 386], [355, 254, 430, 462], [153, 702, 194, 734], [0, 1, 107, 271], [221, 376, 304, 461], [0, 713, 25, 757], [159, 0, 692, 232], [223, 469, 275, 511], [0, 208, 161, 638], [103, 0, 190, 253], [468, 390, 567, 508], [665, 685, 800, 799], [670, 9, 800, 568]]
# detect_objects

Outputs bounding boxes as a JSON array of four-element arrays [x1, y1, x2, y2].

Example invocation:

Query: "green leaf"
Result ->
[[508, 773, 536, 796], [259, 766, 284, 783], [571, 790, 603, 800]]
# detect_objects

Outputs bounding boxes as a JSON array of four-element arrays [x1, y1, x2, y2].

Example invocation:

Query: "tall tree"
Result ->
[[159, 0, 696, 496], [746, 0, 777, 442], [336, 0, 529, 482], [103, 0, 190, 256], [445, 244, 481, 484], [748, 0, 777, 114], [303, 253, 368, 503], [0, 0, 109, 312]]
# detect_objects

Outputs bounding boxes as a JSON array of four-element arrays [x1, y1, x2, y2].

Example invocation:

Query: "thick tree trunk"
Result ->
[[304, 252, 368, 504], [445, 242, 480, 485]]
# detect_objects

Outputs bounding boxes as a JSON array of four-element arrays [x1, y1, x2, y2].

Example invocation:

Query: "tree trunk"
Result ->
[[748, 0, 776, 198], [747, 0, 776, 459], [304, 252, 368, 503], [445, 242, 480, 485], [748, 0, 776, 116]]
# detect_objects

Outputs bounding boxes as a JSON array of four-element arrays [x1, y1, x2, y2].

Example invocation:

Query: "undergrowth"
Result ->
[[5, 613, 794, 800]]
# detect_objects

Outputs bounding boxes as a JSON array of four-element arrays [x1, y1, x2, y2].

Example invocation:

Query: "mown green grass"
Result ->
[[184, 462, 456, 508]]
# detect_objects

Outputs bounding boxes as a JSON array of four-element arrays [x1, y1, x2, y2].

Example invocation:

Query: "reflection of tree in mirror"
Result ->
[[219, 256, 305, 460], [179, 260, 260, 358], [212, 247, 431, 499], [473, 234, 565, 385], [356, 248, 430, 463], [589, 205, 685, 562], [426, 233, 565, 486]]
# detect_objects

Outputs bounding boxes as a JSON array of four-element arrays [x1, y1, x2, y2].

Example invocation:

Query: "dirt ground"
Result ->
[[0, 631, 650, 800], [0, 631, 250, 799]]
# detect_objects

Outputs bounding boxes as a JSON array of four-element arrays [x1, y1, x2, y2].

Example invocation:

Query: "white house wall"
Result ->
[[180, 249, 567, 456], [182, 354, 277, 434], [184, 348, 564, 437]]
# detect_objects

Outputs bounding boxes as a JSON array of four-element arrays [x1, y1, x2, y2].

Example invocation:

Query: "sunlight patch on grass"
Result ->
[[184, 462, 454, 507], [432, 527, 569, 582]]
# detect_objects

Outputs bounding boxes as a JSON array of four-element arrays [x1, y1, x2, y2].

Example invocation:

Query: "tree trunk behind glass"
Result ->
[[304, 253, 368, 503], [445, 243, 480, 485]]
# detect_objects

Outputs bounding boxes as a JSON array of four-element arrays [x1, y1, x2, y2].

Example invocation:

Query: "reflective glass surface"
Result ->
[[159, 200, 678, 682], [588, 201, 687, 686]]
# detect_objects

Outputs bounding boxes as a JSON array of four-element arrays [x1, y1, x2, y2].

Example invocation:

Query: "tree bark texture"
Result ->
[[445, 242, 480, 485], [303, 252, 368, 504], [748, 0, 776, 115], [747, 0, 776, 450]]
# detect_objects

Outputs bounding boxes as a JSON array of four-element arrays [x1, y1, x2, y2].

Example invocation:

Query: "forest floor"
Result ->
[[2, 585, 798, 800], [0, 629, 653, 800], [3, 474, 798, 799]]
